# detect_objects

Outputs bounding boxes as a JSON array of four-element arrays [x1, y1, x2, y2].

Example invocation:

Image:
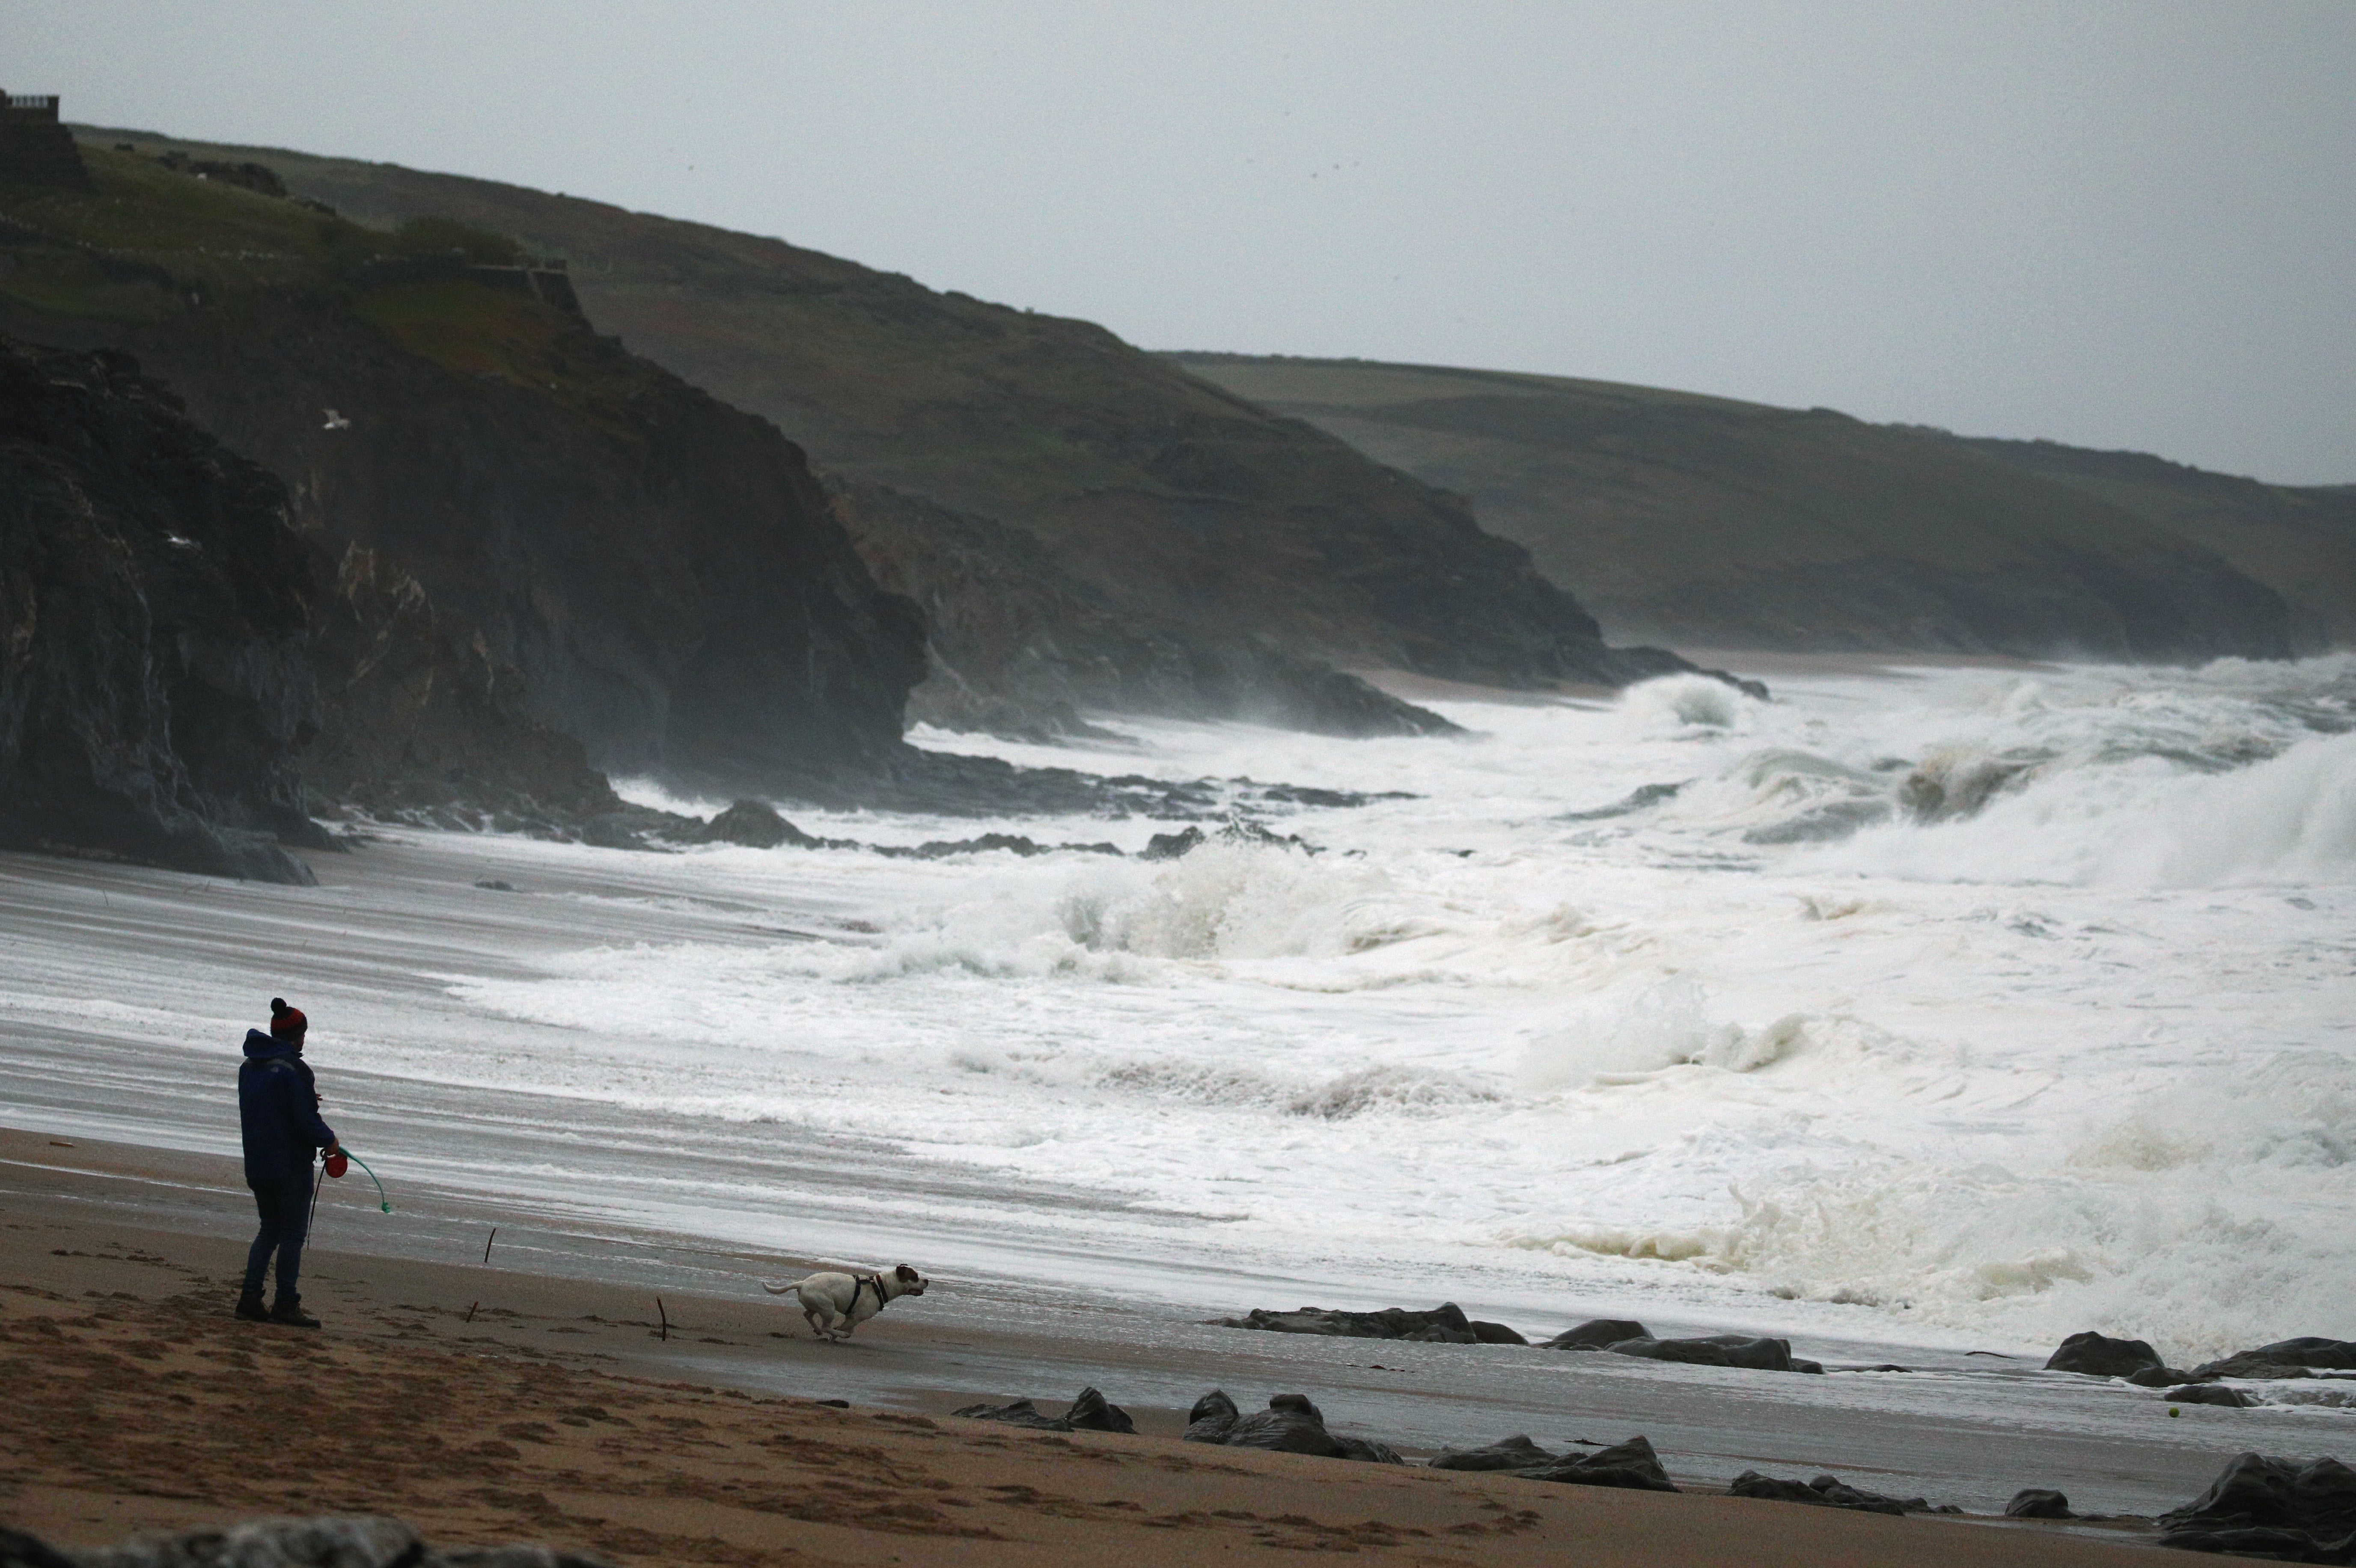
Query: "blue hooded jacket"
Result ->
[[238, 1029, 337, 1182]]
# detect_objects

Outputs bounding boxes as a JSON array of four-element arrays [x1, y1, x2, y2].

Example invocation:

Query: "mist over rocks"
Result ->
[[833, 475, 1462, 741], [0, 335, 321, 882]]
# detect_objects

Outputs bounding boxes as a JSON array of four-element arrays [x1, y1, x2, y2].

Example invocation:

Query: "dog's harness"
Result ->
[[847, 1271, 884, 1314]]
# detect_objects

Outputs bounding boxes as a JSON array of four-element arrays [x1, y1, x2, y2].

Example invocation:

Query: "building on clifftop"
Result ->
[[0, 92, 91, 190]]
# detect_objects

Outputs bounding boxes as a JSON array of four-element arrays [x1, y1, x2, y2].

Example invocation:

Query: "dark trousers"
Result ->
[[243, 1170, 313, 1302]]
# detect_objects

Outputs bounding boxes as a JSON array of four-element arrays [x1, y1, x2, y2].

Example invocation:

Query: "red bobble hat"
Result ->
[[269, 997, 307, 1038]]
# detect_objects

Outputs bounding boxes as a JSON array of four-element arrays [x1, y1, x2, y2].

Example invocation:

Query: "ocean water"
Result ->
[[426, 653, 2353, 1362], [9, 656, 2351, 1365]]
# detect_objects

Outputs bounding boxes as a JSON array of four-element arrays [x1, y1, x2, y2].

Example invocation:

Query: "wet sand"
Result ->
[[1, 1132, 2161, 1567]]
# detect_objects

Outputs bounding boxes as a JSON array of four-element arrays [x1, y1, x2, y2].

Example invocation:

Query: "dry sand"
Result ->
[[1, 1132, 2157, 1567]]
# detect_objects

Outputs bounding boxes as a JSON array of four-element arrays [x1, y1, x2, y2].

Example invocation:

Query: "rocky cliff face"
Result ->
[[2, 146, 927, 801], [833, 478, 1460, 739], [0, 336, 319, 881], [80, 131, 1713, 719]]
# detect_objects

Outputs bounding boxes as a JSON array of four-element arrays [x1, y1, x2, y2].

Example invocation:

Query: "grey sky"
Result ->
[[12, 1, 2354, 482]]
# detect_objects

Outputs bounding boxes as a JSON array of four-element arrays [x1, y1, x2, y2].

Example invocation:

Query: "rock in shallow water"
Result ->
[[2168, 1384, 2261, 1408], [2044, 1330, 2166, 1377]]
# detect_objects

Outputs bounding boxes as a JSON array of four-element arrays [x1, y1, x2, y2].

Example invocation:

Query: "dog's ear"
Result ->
[[895, 1263, 920, 1281]]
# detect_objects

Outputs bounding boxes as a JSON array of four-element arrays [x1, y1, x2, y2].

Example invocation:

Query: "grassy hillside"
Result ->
[[1166, 355, 2332, 658], [70, 126, 1681, 699]]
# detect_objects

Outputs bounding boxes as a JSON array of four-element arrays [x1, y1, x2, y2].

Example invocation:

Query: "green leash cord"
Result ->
[[331, 1151, 394, 1212]]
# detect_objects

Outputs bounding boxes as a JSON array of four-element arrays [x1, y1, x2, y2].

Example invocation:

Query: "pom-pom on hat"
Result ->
[[268, 997, 307, 1038]]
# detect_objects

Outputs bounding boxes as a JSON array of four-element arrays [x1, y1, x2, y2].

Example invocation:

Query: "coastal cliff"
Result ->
[[0, 336, 319, 880], [68, 128, 1713, 735], [1, 144, 925, 804]]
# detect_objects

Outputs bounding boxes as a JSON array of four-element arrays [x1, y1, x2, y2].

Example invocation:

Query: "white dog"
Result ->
[[762, 1263, 928, 1340]]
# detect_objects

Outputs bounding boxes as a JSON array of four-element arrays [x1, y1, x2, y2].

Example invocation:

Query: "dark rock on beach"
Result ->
[[1183, 1388, 1242, 1443], [697, 799, 821, 849], [2045, 1330, 2166, 1377], [1606, 1334, 1799, 1372], [1065, 1386, 1136, 1434], [952, 1386, 1136, 1434], [1428, 1434, 1558, 1472], [1214, 1303, 1482, 1344], [2158, 1452, 2356, 1562], [1727, 1471, 1932, 1516], [0, 335, 322, 882], [1181, 1391, 1401, 1464], [2007, 1488, 2075, 1519], [2169, 1384, 2262, 1408], [1544, 1318, 1650, 1351], [1517, 1435, 1678, 1492], [953, 1397, 1073, 1431], [2193, 1339, 2356, 1381], [2130, 1365, 2205, 1388], [1470, 1320, 1529, 1345]]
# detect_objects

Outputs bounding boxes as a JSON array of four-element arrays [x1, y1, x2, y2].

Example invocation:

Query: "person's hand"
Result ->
[[321, 1142, 341, 1159]]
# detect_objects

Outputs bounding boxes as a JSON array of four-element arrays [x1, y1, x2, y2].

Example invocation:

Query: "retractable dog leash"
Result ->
[[318, 1147, 394, 1213]]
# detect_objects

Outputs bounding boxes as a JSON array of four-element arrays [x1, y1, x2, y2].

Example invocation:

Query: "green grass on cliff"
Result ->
[[1166, 353, 2356, 649]]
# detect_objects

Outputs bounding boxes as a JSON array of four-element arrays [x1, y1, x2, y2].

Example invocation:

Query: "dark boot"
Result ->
[[235, 1292, 268, 1322], [268, 1294, 320, 1329]]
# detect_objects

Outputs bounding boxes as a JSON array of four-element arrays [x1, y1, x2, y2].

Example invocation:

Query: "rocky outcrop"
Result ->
[[1727, 1471, 1945, 1515], [952, 1386, 1135, 1434], [1516, 1435, 1678, 1492], [1604, 1334, 1819, 1373], [1211, 1302, 1523, 1345], [2158, 1452, 2356, 1563], [0, 336, 321, 881], [2166, 1384, 2260, 1408], [2192, 1339, 2356, 1381], [299, 541, 634, 832], [2007, 1488, 2074, 1520], [1428, 1435, 1559, 1472], [1181, 1391, 1402, 1464], [1544, 1318, 1651, 1350], [834, 477, 1461, 740], [2044, 1331, 2166, 1378]]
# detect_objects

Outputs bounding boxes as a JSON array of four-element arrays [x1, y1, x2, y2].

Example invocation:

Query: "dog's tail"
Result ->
[[759, 1277, 805, 1296]]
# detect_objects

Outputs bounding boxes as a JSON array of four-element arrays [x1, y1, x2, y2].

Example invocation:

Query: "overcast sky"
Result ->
[[11, 2, 2353, 482]]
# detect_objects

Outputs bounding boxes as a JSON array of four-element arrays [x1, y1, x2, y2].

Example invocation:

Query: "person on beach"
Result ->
[[235, 998, 339, 1327]]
